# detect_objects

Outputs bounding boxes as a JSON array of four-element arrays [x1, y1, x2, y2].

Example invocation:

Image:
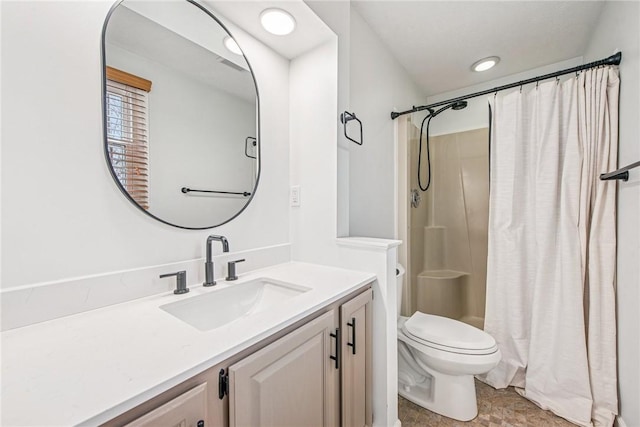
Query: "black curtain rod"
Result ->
[[390, 52, 622, 120]]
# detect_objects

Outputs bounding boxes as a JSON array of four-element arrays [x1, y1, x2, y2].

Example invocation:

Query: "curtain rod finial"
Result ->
[[609, 52, 622, 65]]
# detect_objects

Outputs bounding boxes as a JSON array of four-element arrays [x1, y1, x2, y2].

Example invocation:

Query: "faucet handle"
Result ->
[[160, 270, 189, 295], [226, 259, 246, 281]]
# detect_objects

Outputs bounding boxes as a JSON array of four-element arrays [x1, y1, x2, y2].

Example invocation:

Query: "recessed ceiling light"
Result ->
[[471, 56, 500, 72], [260, 8, 296, 36], [223, 36, 242, 55]]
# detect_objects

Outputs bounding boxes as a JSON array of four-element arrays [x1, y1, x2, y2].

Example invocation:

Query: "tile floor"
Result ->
[[398, 380, 578, 427]]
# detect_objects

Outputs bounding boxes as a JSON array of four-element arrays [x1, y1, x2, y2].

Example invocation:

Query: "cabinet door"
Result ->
[[341, 288, 373, 427], [228, 310, 339, 427], [124, 383, 208, 427]]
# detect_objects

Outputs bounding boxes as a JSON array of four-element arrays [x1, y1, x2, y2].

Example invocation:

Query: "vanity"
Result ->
[[1, 262, 375, 426], [1, 1, 396, 425]]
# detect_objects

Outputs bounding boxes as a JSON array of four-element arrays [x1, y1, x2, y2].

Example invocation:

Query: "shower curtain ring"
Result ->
[[519, 85, 522, 93]]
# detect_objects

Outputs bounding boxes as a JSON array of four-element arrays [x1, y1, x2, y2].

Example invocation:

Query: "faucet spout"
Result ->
[[207, 235, 229, 257], [204, 235, 229, 287]]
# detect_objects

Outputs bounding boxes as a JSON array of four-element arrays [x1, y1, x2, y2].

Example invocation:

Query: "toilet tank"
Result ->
[[396, 264, 406, 314]]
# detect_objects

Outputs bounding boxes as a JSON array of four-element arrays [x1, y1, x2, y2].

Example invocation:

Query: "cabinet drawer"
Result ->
[[124, 383, 208, 427]]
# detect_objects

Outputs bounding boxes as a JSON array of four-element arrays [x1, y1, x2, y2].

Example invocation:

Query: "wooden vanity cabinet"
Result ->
[[340, 288, 373, 427], [228, 310, 340, 427], [104, 286, 372, 427], [227, 288, 373, 427]]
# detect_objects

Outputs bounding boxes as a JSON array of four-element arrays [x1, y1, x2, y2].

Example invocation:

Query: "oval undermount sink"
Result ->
[[160, 278, 311, 331]]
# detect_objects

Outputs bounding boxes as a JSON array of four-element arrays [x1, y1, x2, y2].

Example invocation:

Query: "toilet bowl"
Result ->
[[395, 265, 501, 421]]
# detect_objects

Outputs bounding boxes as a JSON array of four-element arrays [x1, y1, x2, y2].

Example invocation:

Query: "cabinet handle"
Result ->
[[347, 317, 356, 355], [329, 328, 340, 370], [197, 420, 205, 427], [218, 369, 228, 399]]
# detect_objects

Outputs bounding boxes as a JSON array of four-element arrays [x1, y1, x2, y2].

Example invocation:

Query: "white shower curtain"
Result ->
[[481, 67, 619, 427]]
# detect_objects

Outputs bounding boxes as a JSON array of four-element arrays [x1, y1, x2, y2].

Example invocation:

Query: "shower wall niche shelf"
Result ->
[[416, 270, 469, 320], [419, 270, 468, 280]]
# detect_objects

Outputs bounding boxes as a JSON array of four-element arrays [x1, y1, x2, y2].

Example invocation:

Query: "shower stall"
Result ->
[[398, 115, 489, 329]]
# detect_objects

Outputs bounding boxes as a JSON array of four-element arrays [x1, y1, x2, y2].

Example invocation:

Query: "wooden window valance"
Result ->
[[106, 66, 152, 92]]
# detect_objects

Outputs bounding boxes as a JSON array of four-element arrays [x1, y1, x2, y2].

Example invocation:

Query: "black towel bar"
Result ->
[[181, 187, 251, 197], [600, 160, 640, 181]]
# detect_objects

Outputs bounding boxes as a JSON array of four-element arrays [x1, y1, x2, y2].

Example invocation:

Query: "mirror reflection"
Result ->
[[103, 0, 259, 229]]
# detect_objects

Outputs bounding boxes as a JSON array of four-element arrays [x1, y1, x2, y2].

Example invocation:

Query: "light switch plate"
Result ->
[[290, 185, 301, 207]]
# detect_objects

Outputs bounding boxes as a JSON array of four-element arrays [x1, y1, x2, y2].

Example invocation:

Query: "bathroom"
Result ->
[[1, 1, 638, 426]]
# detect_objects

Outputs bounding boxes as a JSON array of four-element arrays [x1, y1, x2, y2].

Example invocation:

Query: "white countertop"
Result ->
[[1, 262, 375, 426]]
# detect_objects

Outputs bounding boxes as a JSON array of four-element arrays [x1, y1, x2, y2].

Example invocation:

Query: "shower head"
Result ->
[[430, 100, 467, 118], [417, 99, 470, 192], [452, 101, 468, 110]]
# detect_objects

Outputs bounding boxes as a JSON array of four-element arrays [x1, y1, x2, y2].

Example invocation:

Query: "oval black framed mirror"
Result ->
[[101, 0, 260, 229]]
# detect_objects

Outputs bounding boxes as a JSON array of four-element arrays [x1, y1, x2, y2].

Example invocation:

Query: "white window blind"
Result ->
[[105, 67, 151, 210]]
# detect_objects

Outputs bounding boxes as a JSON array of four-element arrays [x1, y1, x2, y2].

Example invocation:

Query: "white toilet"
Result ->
[[396, 265, 501, 421]]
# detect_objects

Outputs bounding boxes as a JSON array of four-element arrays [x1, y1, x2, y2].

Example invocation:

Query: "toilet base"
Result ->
[[398, 342, 478, 421]]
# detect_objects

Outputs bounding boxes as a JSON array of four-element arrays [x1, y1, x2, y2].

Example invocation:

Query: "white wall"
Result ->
[[288, 32, 401, 427], [305, 0, 351, 238], [307, 1, 426, 241], [289, 40, 340, 266], [348, 8, 426, 240], [583, 3, 640, 426], [0, 1, 290, 289]]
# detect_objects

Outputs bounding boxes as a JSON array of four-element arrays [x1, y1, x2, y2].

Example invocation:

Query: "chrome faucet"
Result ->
[[204, 235, 229, 287]]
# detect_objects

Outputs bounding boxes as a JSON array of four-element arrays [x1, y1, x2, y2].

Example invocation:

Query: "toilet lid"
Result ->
[[404, 312, 496, 351]]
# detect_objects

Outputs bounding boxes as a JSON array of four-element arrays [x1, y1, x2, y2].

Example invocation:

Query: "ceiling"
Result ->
[[208, 0, 335, 59], [197, 1, 606, 98], [352, 1, 606, 96]]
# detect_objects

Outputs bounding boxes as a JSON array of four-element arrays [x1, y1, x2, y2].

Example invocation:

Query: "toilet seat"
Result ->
[[398, 316, 501, 376], [401, 312, 498, 355]]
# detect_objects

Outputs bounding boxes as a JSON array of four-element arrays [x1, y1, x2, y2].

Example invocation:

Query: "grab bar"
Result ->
[[181, 187, 251, 197], [600, 160, 640, 181]]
